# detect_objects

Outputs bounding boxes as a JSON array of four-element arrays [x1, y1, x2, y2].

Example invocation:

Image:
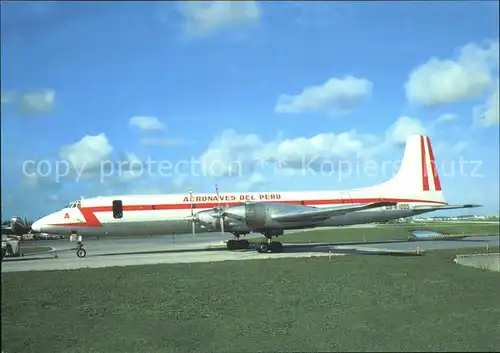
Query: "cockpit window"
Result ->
[[64, 200, 81, 209]]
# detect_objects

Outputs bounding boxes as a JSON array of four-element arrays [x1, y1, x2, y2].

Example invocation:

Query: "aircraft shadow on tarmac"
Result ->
[[86, 240, 427, 257]]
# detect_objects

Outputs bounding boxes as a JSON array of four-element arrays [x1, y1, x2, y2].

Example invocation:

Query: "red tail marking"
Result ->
[[425, 136, 442, 191], [420, 135, 430, 191]]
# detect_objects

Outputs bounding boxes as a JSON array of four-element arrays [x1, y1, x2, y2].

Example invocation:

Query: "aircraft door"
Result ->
[[245, 203, 266, 228], [112, 200, 123, 219]]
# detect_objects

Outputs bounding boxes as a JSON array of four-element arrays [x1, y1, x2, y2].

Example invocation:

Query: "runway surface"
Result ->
[[2, 233, 499, 273]]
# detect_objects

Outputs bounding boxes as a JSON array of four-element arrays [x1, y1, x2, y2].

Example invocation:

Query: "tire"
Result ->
[[76, 248, 87, 258], [257, 243, 269, 253]]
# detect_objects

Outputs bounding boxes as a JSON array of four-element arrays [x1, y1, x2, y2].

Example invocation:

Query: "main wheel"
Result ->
[[76, 248, 86, 258], [227, 240, 250, 250], [257, 243, 269, 253]]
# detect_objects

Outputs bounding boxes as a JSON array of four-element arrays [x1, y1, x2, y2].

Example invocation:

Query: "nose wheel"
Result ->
[[76, 247, 86, 258], [75, 238, 86, 258]]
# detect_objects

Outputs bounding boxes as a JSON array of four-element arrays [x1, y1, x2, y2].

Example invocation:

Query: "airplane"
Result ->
[[27, 135, 479, 253], [1, 217, 32, 237]]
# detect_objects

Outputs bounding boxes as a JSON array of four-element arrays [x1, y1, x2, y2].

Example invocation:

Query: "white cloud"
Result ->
[[116, 153, 143, 181], [236, 172, 267, 191], [1, 89, 55, 114], [474, 86, 499, 126], [385, 116, 427, 145], [434, 140, 469, 157], [59, 133, 113, 172], [405, 41, 499, 106], [435, 113, 457, 125], [179, 1, 261, 37], [129, 116, 166, 131], [198, 129, 372, 177], [275, 76, 373, 115]]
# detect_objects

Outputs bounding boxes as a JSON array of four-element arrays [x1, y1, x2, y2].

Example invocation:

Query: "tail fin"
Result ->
[[385, 135, 446, 203]]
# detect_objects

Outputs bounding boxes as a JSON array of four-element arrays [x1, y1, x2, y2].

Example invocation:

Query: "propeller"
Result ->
[[214, 184, 226, 234], [183, 188, 197, 237], [189, 189, 196, 236]]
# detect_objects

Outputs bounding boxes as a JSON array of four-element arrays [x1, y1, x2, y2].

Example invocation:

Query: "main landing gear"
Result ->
[[225, 232, 284, 253], [256, 236, 283, 253], [226, 232, 250, 250]]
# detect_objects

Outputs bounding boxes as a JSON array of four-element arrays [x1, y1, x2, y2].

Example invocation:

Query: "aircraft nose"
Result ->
[[31, 220, 42, 233]]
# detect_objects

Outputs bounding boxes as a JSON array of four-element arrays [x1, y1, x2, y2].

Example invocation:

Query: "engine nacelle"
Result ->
[[194, 202, 312, 233]]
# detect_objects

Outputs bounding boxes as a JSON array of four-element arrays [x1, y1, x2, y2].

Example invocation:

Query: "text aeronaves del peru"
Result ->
[[182, 193, 283, 203]]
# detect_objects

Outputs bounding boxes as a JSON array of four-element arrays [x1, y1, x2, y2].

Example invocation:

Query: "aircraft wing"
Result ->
[[271, 201, 397, 223], [412, 204, 482, 211]]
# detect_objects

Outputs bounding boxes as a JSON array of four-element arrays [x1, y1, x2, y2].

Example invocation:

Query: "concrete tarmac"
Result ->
[[2, 233, 498, 273]]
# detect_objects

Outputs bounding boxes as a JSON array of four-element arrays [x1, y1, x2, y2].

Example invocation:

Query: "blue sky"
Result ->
[[1, 1, 499, 219]]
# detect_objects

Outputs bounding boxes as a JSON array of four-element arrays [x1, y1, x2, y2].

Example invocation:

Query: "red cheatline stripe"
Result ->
[[47, 197, 447, 227], [420, 135, 430, 191], [425, 136, 442, 191]]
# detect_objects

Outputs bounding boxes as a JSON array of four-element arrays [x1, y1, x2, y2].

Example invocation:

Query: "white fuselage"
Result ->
[[31, 190, 445, 237]]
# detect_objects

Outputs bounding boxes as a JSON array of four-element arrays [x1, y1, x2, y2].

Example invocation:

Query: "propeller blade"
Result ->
[[189, 188, 196, 237], [215, 184, 225, 234]]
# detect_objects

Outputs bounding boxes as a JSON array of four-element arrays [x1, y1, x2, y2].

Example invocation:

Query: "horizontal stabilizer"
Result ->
[[413, 204, 482, 211], [272, 201, 397, 223]]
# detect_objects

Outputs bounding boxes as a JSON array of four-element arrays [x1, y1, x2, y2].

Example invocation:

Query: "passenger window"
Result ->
[[112, 200, 123, 219]]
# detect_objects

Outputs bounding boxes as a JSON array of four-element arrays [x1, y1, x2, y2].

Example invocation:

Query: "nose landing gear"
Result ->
[[71, 232, 87, 258], [76, 244, 86, 258]]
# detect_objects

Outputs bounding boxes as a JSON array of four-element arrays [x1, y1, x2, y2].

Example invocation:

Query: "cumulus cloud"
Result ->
[[385, 116, 427, 146], [196, 114, 454, 179], [435, 113, 457, 125], [59, 133, 113, 174], [405, 41, 499, 106], [198, 129, 372, 177], [275, 76, 373, 115], [236, 172, 268, 191], [129, 116, 166, 131], [1, 89, 55, 114], [116, 153, 143, 181], [18, 90, 55, 114], [434, 140, 469, 156], [179, 1, 261, 37]]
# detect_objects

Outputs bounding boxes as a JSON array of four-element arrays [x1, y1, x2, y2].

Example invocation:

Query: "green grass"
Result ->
[[2, 248, 500, 352], [257, 223, 500, 244]]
